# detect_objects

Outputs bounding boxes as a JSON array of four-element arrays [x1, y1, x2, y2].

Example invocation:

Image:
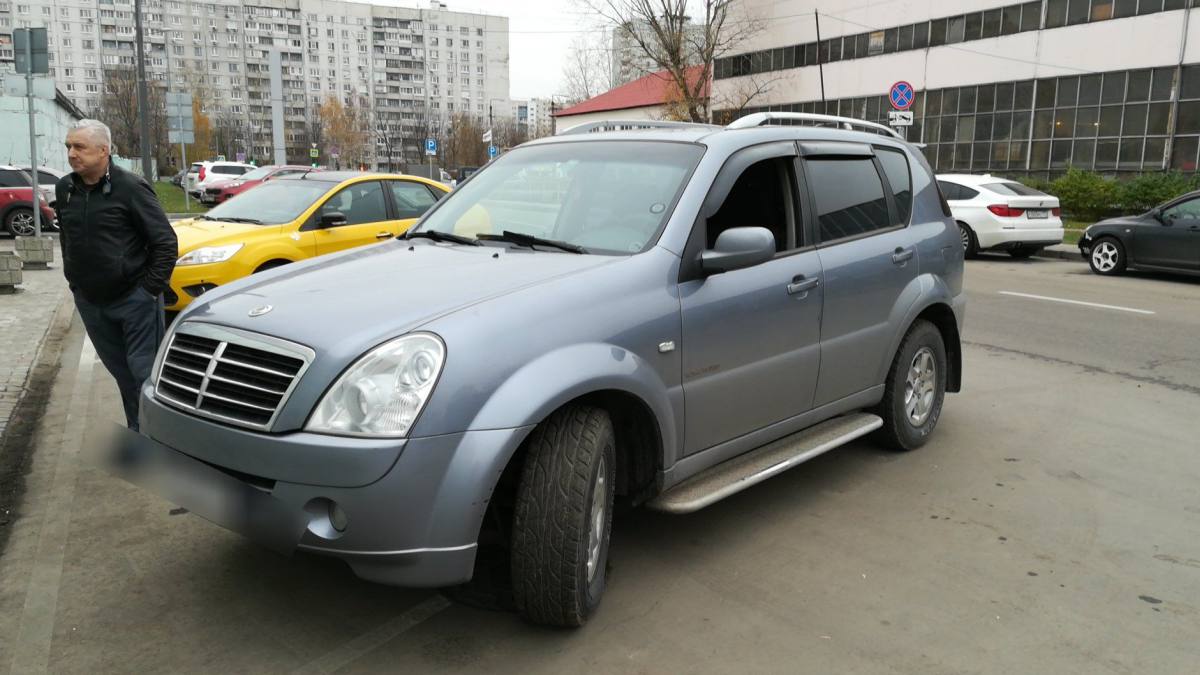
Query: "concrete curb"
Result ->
[[1035, 245, 1084, 262], [0, 285, 75, 454]]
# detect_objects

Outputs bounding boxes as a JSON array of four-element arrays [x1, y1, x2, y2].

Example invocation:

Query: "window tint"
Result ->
[[875, 147, 912, 225], [0, 170, 27, 188], [937, 181, 980, 201], [37, 171, 59, 184], [808, 158, 890, 243], [321, 181, 388, 226], [213, 166, 246, 175], [983, 182, 1047, 197], [389, 180, 439, 219], [1162, 197, 1200, 221]]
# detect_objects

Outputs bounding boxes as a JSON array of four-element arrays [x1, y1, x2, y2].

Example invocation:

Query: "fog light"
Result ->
[[303, 497, 348, 539], [182, 282, 218, 298], [329, 501, 348, 532]]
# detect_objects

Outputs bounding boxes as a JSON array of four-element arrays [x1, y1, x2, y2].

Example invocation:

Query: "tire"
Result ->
[[1009, 245, 1041, 259], [511, 405, 615, 627], [5, 207, 35, 237], [1088, 236, 1126, 276], [873, 320, 948, 452], [958, 222, 979, 259]]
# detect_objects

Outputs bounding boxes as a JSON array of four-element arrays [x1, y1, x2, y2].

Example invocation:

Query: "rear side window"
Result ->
[[875, 147, 912, 225], [0, 170, 26, 188], [37, 171, 59, 184], [983, 182, 1047, 197], [937, 181, 979, 201], [214, 166, 246, 175], [807, 158, 891, 243]]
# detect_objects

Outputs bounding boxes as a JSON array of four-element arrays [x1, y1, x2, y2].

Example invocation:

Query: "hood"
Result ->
[[173, 218, 281, 253], [178, 239, 621, 348], [1091, 212, 1152, 230]]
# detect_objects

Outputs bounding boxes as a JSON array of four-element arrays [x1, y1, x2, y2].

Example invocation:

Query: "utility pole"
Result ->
[[133, 0, 154, 180], [814, 10, 827, 106], [23, 30, 41, 237]]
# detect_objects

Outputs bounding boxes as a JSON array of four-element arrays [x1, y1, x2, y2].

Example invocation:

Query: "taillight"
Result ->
[[198, 166, 206, 181], [987, 204, 1025, 217], [1052, 207, 1061, 217]]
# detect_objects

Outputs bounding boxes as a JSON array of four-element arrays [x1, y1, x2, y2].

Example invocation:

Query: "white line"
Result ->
[[289, 595, 451, 674], [998, 291, 1156, 315], [10, 337, 95, 675]]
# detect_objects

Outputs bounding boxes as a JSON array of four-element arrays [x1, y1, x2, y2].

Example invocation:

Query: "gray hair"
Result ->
[[71, 119, 114, 152]]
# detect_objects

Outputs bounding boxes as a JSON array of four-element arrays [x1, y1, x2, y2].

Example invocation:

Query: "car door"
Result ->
[[385, 179, 441, 236], [1134, 196, 1200, 271], [311, 180, 396, 255], [806, 143, 919, 408], [679, 143, 824, 455]]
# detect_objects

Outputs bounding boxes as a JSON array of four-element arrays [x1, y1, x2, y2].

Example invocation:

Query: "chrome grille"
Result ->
[[154, 323, 314, 431]]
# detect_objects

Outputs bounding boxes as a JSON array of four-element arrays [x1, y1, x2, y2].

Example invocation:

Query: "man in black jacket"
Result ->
[[56, 120, 178, 431]]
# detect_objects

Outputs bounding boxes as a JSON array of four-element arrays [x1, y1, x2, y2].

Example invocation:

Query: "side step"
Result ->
[[647, 412, 883, 514]]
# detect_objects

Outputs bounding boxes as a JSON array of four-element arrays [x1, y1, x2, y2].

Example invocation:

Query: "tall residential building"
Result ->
[[713, 0, 1200, 176], [610, 18, 703, 87], [0, 0, 510, 168], [526, 96, 554, 138]]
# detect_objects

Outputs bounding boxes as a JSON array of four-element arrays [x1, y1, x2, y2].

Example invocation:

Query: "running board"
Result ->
[[648, 413, 883, 514]]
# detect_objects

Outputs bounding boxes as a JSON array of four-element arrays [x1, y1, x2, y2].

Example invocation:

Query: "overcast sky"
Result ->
[[355, 0, 601, 100]]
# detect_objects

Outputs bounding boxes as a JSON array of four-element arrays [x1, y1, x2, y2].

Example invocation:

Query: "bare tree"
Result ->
[[579, 0, 764, 122], [561, 34, 616, 104], [100, 67, 168, 165]]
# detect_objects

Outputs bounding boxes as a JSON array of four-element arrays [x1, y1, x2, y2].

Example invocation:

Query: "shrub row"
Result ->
[[1014, 170, 1200, 222]]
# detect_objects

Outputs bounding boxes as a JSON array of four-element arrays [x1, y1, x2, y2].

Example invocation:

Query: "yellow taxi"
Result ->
[[166, 171, 448, 311]]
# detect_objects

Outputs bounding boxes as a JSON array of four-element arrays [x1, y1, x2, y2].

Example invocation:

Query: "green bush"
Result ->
[[1114, 172, 1200, 213], [1013, 170, 1200, 221], [1049, 168, 1117, 221]]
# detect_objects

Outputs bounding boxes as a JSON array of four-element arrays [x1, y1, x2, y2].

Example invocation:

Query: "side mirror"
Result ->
[[319, 211, 347, 228], [700, 227, 776, 275]]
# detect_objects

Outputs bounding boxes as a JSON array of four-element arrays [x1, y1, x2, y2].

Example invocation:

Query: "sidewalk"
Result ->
[[0, 238, 73, 451]]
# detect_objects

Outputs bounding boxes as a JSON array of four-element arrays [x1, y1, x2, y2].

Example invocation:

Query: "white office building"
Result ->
[[714, 0, 1200, 175]]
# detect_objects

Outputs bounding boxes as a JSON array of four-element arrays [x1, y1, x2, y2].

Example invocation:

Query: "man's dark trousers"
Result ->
[[73, 286, 165, 431]]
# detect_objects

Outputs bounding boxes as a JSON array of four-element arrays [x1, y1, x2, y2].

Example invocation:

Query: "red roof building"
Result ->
[[554, 66, 710, 133]]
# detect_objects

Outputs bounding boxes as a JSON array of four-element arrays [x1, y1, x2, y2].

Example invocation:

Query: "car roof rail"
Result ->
[[726, 112, 905, 141], [557, 119, 721, 135]]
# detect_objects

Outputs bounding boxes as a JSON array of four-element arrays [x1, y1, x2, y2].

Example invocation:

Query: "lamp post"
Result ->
[[133, 0, 154, 180]]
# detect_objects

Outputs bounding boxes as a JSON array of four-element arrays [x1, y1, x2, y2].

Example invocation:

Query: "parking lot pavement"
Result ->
[[1, 256, 1197, 674]]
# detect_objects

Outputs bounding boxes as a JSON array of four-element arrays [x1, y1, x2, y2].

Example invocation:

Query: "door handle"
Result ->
[[892, 247, 914, 264], [376, 232, 394, 239], [787, 276, 820, 296]]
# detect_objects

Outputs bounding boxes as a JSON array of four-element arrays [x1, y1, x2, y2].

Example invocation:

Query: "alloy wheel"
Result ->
[[905, 347, 937, 426], [8, 210, 35, 237], [1092, 241, 1119, 272], [586, 453, 607, 583]]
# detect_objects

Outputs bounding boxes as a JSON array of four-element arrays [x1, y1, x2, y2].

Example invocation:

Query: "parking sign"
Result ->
[[425, 138, 438, 156], [488, 145, 498, 159]]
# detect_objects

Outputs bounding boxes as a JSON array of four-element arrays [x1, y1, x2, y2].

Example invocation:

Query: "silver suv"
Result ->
[[132, 113, 965, 627]]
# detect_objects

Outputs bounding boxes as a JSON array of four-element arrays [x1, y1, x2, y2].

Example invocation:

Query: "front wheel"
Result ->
[[5, 208, 35, 237], [511, 405, 615, 627], [874, 320, 947, 451], [1088, 237, 1126, 275]]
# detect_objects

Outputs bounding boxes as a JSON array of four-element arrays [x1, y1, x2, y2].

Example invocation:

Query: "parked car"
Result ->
[[937, 173, 1063, 259], [200, 164, 314, 205], [0, 166, 56, 236], [164, 171, 448, 311], [171, 169, 187, 188], [128, 114, 964, 627], [185, 161, 255, 198], [18, 165, 67, 208], [1079, 189, 1200, 276]]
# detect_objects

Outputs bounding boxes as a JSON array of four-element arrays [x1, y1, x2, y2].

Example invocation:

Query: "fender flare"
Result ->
[[879, 274, 963, 392]]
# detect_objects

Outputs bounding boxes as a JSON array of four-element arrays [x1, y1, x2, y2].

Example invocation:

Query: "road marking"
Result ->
[[9, 337, 95, 675], [290, 595, 450, 674], [998, 291, 1155, 315]]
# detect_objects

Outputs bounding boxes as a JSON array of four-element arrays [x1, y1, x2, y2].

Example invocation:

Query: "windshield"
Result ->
[[985, 182, 1048, 197], [414, 141, 704, 254], [204, 180, 331, 225], [237, 166, 275, 181]]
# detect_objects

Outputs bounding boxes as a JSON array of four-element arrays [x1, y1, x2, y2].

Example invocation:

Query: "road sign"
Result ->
[[3, 75, 53, 99], [488, 145, 498, 159], [482, 129, 492, 143], [309, 147, 319, 158], [13, 28, 48, 75], [236, 152, 246, 163], [888, 110, 914, 127], [889, 81, 914, 110], [216, 155, 226, 162], [168, 130, 195, 144], [425, 138, 437, 156]]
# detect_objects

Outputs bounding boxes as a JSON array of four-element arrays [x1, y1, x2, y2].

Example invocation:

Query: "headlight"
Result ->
[[306, 333, 445, 437], [176, 243, 244, 266]]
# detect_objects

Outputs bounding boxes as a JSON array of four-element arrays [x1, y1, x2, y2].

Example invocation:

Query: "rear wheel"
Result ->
[[511, 405, 615, 627], [874, 320, 947, 451], [958, 222, 979, 259], [5, 207, 35, 237], [1088, 237, 1126, 276]]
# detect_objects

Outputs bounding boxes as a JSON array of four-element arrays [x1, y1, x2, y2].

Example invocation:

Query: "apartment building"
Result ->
[[0, 0, 510, 167]]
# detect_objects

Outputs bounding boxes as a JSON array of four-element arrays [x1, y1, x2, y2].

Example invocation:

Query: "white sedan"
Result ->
[[937, 174, 1064, 259]]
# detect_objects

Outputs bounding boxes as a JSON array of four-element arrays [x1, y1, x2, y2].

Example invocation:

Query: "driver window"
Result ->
[[321, 181, 387, 227], [1162, 198, 1200, 222], [706, 158, 795, 253]]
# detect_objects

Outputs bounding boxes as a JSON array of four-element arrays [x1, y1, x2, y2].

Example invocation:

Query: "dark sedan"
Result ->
[[1079, 190, 1200, 276]]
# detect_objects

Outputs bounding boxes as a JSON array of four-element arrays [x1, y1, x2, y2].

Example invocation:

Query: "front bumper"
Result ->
[[138, 383, 533, 587], [1078, 234, 1094, 259], [165, 260, 247, 311]]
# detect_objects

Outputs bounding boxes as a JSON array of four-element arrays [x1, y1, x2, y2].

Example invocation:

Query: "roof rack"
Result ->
[[726, 112, 905, 140], [557, 119, 721, 135]]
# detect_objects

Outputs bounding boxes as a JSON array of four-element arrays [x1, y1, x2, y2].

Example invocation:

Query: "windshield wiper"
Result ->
[[214, 216, 265, 225], [477, 230, 587, 254], [404, 229, 482, 246]]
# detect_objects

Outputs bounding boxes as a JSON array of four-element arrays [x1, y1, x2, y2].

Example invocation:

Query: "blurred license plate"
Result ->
[[1026, 209, 1049, 219]]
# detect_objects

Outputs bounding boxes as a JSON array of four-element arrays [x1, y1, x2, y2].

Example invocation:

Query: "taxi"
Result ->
[[166, 171, 448, 311]]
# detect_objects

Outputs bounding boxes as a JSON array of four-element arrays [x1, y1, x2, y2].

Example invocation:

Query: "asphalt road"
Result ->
[[1, 254, 1198, 674]]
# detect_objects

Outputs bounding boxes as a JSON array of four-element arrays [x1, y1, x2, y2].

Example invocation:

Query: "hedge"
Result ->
[[1013, 169, 1200, 222]]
